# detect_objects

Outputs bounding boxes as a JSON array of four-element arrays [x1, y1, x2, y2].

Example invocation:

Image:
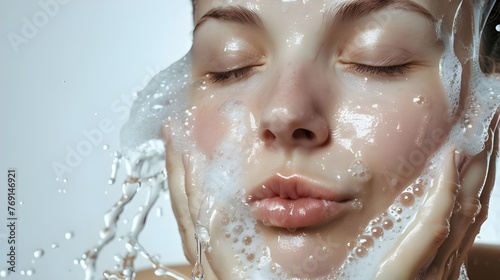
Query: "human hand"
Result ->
[[376, 119, 499, 280]]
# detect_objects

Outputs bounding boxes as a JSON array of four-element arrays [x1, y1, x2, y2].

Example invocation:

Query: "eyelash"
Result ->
[[349, 64, 412, 76], [206, 63, 411, 83], [208, 67, 253, 83]]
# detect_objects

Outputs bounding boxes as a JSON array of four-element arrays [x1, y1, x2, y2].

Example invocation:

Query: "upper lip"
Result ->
[[246, 173, 351, 203]]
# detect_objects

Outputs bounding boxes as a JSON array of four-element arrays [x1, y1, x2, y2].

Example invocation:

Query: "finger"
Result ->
[[426, 149, 484, 279], [451, 124, 499, 278], [182, 153, 205, 227], [164, 128, 197, 264], [430, 116, 499, 279], [375, 149, 460, 280]]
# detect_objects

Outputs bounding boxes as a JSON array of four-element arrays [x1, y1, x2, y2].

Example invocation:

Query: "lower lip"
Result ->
[[251, 197, 346, 228]]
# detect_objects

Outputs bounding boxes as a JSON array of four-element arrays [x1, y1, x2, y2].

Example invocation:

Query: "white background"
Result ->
[[0, 1, 498, 280], [0, 1, 192, 279]]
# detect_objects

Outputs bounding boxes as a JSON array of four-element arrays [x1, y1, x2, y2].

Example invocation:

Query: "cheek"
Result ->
[[364, 100, 449, 182], [193, 107, 230, 155], [371, 112, 426, 170]]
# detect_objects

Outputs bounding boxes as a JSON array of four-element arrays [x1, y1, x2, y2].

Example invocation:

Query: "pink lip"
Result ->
[[248, 174, 351, 228]]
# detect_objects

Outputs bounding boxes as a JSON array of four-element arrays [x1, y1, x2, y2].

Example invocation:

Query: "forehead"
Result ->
[[193, 0, 446, 23]]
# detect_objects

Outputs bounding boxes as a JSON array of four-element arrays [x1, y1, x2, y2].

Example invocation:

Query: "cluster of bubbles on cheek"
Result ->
[[342, 178, 430, 262], [190, 100, 290, 279], [348, 158, 372, 183], [218, 206, 277, 277]]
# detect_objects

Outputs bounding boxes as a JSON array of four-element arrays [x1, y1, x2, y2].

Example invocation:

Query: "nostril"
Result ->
[[292, 128, 315, 141], [262, 130, 276, 141]]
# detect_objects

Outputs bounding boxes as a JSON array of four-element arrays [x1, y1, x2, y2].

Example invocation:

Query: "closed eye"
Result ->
[[208, 66, 254, 83], [349, 63, 412, 76]]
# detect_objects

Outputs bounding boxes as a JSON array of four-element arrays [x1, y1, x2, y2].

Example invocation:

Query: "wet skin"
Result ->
[[164, 0, 497, 279]]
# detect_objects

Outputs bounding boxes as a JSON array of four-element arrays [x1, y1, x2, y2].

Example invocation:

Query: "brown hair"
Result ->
[[481, 0, 500, 73]]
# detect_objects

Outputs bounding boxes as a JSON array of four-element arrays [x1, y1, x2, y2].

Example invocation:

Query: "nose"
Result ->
[[258, 62, 330, 148]]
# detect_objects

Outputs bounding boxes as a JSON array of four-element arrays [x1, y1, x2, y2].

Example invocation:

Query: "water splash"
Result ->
[[81, 139, 188, 280], [191, 233, 206, 280]]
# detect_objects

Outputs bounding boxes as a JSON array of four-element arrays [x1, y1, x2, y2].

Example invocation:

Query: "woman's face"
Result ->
[[166, 0, 464, 278]]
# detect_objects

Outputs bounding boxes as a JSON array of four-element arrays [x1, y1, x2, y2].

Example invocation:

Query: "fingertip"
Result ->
[[454, 149, 466, 174], [182, 153, 192, 170]]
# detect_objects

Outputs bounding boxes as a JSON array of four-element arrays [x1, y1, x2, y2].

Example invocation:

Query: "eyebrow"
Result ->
[[325, 0, 435, 29], [194, 0, 434, 33], [194, 6, 263, 32]]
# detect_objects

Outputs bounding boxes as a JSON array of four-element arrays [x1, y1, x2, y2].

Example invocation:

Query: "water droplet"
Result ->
[[51, 243, 59, 249], [108, 152, 121, 185], [287, 227, 297, 232], [156, 207, 163, 217], [413, 95, 429, 106], [243, 236, 253, 246], [192, 262, 204, 280], [400, 192, 415, 207], [65, 231, 74, 240], [370, 226, 384, 238], [221, 217, 230, 226], [232, 225, 244, 235], [63, 178, 68, 183], [33, 249, 44, 258], [26, 269, 34, 276], [19, 201, 23, 205], [413, 182, 425, 197], [382, 219, 394, 230], [351, 199, 363, 210], [152, 104, 164, 111], [496, 24, 500, 32], [102, 144, 109, 150], [123, 219, 129, 224], [348, 160, 371, 182], [359, 235, 374, 248], [113, 254, 123, 262], [355, 246, 368, 257], [154, 268, 166, 276], [0, 270, 9, 277], [246, 253, 255, 261], [270, 264, 278, 273], [192, 234, 205, 280], [194, 79, 208, 91]]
